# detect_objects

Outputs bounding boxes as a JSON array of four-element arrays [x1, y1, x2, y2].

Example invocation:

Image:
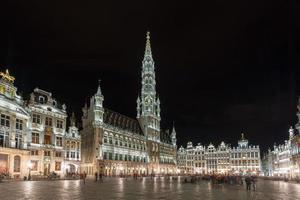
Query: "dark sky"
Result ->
[[1, 1, 299, 152]]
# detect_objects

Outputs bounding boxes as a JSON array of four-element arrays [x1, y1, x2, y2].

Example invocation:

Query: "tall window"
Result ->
[[55, 151, 62, 157], [45, 117, 52, 127], [32, 133, 39, 144], [71, 152, 75, 158], [39, 96, 45, 104], [13, 156, 21, 172], [44, 151, 50, 156], [71, 142, 75, 149], [0, 114, 10, 127], [55, 162, 61, 171], [0, 131, 9, 147], [56, 137, 62, 147], [44, 135, 51, 144], [16, 119, 23, 130], [31, 160, 38, 171], [56, 120, 63, 129], [32, 114, 41, 124], [31, 150, 39, 156], [15, 132, 22, 148]]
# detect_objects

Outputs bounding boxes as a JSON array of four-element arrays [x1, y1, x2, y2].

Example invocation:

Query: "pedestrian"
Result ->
[[99, 173, 103, 182], [83, 171, 87, 184], [251, 176, 257, 191], [95, 172, 98, 182], [245, 176, 251, 191]]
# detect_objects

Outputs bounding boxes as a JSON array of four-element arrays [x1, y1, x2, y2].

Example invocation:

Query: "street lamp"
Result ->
[[27, 162, 33, 181]]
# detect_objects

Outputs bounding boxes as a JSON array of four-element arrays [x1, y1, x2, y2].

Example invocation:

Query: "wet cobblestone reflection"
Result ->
[[1, 177, 300, 200]]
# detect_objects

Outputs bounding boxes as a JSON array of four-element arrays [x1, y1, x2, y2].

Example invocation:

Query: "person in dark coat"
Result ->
[[95, 172, 98, 182], [245, 176, 251, 190]]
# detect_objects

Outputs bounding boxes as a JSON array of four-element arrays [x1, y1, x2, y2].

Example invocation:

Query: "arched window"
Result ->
[[14, 155, 21, 172]]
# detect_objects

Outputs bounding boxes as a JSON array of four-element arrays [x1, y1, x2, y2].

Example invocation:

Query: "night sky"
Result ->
[[1, 1, 299, 152]]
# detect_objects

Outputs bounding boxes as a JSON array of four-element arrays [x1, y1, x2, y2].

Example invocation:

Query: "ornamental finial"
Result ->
[[96, 79, 102, 95], [144, 31, 152, 58]]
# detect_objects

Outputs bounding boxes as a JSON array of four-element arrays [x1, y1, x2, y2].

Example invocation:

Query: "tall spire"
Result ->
[[171, 121, 177, 146], [140, 31, 157, 117], [138, 31, 161, 138], [96, 79, 102, 96], [172, 121, 175, 133], [144, 31, 152, 59]]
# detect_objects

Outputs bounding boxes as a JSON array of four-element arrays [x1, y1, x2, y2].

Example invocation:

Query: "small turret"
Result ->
[[137, 96, 140, 118], [289, 126, 294, 140], [171, 122, 177, 146], [70, 112, 76, 127]]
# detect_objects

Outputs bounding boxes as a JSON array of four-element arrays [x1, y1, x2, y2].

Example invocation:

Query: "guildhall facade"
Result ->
[[0, 70, 81, 179], [177, 134, 261, 175]]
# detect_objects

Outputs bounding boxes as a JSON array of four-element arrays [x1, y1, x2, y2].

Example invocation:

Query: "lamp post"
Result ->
[[27, 162, 33, 181]]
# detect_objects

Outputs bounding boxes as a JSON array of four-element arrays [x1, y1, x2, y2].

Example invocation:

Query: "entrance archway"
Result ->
[[66, 164, 76, 174]]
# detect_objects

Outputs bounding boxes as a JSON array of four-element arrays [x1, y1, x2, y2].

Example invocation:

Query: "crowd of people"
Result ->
[[78, 170, 259, 192], [183, 174, 257, 191]]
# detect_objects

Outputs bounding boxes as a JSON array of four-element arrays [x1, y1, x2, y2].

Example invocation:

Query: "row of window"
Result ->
[[66, 151, 80, 159], [0, 113, 64, 129], [103, 152, 146, 163], [231, 152, 259, 158], [31, 133, 63, 146], [1, 114, 23, 130], [30, 160, 61, 171], [32, 114, 63, 129], [186, 152, 260, 159], [104, 136, 146, 151], [231, 160, 259, 165], [65, 141, 80, 150], [31, 150, 66, 158]]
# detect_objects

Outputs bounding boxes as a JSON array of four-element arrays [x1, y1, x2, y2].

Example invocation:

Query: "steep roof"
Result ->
[[103, 108, 143, 135]]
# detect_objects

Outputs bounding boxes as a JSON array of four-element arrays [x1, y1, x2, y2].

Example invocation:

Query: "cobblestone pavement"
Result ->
[[1, 177, 300, 200]]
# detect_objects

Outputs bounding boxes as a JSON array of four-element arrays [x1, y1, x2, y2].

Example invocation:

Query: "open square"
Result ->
[[1, 178, 300, 200]]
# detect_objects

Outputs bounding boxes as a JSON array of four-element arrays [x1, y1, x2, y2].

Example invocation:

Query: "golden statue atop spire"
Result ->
[[0, 69, 15, 83]]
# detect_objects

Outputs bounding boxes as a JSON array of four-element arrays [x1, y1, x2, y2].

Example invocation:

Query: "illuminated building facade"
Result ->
[[80, 32, 177, 176], [264, 127, 294, 177], [0, 69, 79, 179], [27, 88, 68, 177], [177, 146, 187, 174], [291, 98, 300, 178], [177, 134, 261, 175], [264, 98, 300, 178], [64, 112, 81, 174], [230, 134, 261, 174], [194, 143, 206, 174], [0, 70, 31, 179]]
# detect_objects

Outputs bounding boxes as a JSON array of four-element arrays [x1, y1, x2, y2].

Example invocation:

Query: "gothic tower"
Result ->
[[137, 31, 161, 142]]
